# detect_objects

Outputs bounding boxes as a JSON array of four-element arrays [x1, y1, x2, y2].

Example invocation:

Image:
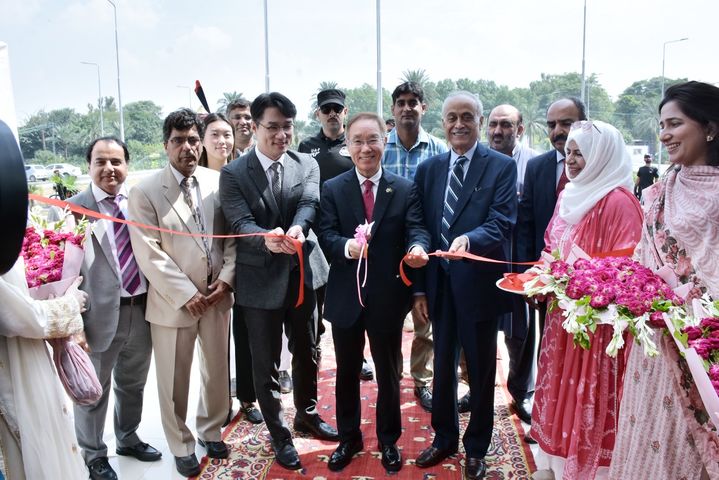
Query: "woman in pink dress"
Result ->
[[530, 120, 642, 479], [609, 81, 719, 479]]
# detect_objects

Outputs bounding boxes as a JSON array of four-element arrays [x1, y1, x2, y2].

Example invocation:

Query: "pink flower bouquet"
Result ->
[[524, 250, 685, 357], [21, 209, 89, 299]]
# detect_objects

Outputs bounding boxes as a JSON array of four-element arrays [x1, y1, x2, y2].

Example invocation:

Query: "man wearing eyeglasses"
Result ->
[[318, 112, 429, 473], [128, 108, 236, 477], [220, 92, 336, 471], [382, 81, 448, 413]]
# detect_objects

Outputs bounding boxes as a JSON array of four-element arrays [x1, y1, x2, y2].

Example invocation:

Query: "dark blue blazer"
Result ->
[[414, 144, 517, 321], [318, 168, 430, 330], [516, 150, 558, 262]]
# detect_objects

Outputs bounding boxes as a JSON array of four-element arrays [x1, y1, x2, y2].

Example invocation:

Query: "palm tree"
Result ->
[[401, 69, 430, 88], [217, 91, 244, 113]]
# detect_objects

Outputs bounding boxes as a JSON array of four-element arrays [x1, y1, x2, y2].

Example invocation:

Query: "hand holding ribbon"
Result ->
[[354, 221, 373, 307]]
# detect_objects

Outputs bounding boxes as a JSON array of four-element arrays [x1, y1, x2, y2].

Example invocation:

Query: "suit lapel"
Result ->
[[161, 166, 205, 252], [451, 146, 489, 226], [78, 188, 116, 276], [247, 152, 281, 218], [371, 174, 395, 234], [343, 170, 366, 226], [431, 153, 451, 236], [195, 168, 215, 236], [281, 154, 303, 221]]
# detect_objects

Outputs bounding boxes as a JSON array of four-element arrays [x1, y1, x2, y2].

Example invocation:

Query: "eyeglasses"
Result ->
[[349, 138, 382, 148], [258, 122, 294, 135], [169, 136, 201, 147], [571, 120, 601, 134], [320, 104, 344, 115]]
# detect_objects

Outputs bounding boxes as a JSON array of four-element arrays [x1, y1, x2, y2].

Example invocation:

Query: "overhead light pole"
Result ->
[[106, 0, 124, 141], [376, 0, 382, 117], [580, 0, 587, 104], [80, 61, 104, 136], [658, 37, 688, 163], [263, 0, 270, 92]]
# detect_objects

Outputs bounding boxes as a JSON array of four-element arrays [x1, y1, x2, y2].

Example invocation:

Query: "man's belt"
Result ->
[[120, 292, 147, 306]]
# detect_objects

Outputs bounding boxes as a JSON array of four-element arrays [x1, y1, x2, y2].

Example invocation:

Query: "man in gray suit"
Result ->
[[220, 92, 337, 471], [70, 137, 160, 480]]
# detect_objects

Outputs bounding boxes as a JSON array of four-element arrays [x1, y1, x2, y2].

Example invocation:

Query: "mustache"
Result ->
[[553, 133, 568, 143]]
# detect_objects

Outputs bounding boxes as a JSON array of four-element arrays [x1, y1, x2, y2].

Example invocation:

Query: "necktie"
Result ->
[[105, 196, 141, 295], [441, 156, 468, 260], [362, 179, 374, 222], [556, 160, 569, 196], [180, 177, 212, 276], [269, 162, 282, 206]]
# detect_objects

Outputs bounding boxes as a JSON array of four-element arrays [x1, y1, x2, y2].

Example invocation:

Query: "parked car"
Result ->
[[25, 164, 51, 182], [47, 163, 82, 177]]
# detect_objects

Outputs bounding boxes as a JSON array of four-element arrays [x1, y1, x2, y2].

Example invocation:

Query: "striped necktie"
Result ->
[[269, 162, 282, 206], [180, 177, 212, 277], [441, 156, 468, 263], [105, 196, 141, 295]]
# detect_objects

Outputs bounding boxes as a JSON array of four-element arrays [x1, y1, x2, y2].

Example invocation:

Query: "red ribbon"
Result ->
[[30, 194, 305, 307]]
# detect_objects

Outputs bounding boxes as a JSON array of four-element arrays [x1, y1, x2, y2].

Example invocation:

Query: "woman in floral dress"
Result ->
[[530, 120, 642, 479], [609, 81, 719, 479]]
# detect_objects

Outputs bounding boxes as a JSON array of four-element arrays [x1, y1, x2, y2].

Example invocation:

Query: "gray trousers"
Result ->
[[74, 303, 152, 463]]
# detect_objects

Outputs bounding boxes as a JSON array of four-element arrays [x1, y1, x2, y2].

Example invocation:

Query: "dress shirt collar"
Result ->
[[169, 164, 197, 185], [386, 126, 430, 149], [555, 149, 566, 163], [449, 141, 478, 167], [355, 167, 383, 186], [256, 148, 286, 172], [91, 182, 128, 203]]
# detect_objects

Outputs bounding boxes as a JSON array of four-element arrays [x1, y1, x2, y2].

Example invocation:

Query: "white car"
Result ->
[[47, 163, 82, 177], [25, 164, 51, 182]]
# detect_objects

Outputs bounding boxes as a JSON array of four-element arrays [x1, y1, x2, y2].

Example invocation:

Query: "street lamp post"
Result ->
[[658, 37, 688, 163], [107, 0, 124, 141], [80, 61, 104, 136], [263, 0, 270, 92], [176, 85, 192, 109], [580, 0, 587, 104]]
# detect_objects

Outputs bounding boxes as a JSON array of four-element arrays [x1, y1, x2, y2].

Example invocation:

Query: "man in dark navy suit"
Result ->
[[413, 92, 517, 480], [319, 112, 430, 473]]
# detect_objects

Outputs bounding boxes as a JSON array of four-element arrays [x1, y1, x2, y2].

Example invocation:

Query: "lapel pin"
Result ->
[[386, 187, 392, 193]]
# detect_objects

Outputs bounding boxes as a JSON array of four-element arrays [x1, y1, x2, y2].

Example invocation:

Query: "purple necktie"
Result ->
[[106, 196, 141, 295], [362, 179, 374, 221]]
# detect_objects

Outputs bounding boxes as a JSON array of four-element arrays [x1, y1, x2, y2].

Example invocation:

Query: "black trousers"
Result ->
[[232, 305, 256, 404], [243, 274, 318, 443], [332, 312, 403, 446]]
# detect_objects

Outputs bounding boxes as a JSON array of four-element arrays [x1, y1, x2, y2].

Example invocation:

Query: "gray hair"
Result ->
[[442, 91, 484, 118]]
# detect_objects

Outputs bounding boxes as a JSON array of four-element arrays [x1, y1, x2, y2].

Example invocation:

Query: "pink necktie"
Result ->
[[106, 196, 141, 294], [362, 179, 374, 222]]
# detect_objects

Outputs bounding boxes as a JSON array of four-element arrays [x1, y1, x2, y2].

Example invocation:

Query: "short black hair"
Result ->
[[560, 97, 588, 121], [85, 136, 129, 164], [391, 82, 425, 104], [227, 97, 251, 113], [250, 92, 297, 122], [163, 108, 204, 143], [660, 81, 719, 166]]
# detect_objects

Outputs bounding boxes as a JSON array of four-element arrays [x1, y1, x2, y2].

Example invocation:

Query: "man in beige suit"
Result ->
[[128, 108, 235, 477]]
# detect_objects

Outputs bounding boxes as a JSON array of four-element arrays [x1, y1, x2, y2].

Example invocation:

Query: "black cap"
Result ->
[[317, 89, 346, 108]]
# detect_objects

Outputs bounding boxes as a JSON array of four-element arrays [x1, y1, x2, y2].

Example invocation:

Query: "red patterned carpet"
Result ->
[[194, 325, 536, 479]]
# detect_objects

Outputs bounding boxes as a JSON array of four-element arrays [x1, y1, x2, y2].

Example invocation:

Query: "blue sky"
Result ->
[[0, 0, 713, 124]]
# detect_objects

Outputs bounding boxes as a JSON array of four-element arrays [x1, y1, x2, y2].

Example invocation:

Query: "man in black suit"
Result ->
[[318, 113, 430, 473], [219, 92, 337, 471], [413, 92, 517, 480], [634, 154, 659, 200]]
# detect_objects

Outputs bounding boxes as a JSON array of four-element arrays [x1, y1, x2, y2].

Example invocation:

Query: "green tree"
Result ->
[[217, 91, 244, 113], [124, 100, 163, 144], [344, 83, 392, 119], [401, 69, 430, 88]]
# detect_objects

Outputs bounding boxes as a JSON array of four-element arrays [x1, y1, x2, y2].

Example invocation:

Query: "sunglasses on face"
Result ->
[[320, 104, 344, 115]]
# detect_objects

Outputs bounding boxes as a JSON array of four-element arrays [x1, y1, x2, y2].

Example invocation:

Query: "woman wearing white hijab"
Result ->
[[529, 120, 643, 479]]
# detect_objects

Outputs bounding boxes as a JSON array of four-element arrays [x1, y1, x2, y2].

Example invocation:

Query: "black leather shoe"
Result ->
[[174, 454, 201, 477], [198, 438, 229, 459], [458, 391, 471, 413], [279, 370, 293, 394], [272, 439, 302, 470], [380, 443, 402, 472], [116, 441, 162, 462], [414, 386, 433, 412], [328, 437, 363, 471], [241, 401, 264, 424], [294, 414, 340, 441], [360, 359, 374, 381], [88, 457, 117, 480], [464, 457, 488, 480], [415, 445, 458, 468], [510, 398, 532, 424]]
